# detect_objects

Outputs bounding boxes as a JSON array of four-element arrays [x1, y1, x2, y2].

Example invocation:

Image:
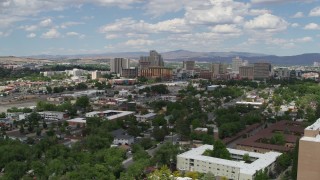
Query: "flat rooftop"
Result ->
[[67, 118, 86, 123], [178, 145, 281, 176], [237, 120, 304, 152], [86, 110, 135, 120], [306, 118, 320, 131]]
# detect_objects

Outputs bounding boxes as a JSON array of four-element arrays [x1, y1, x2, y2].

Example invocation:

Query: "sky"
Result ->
[[0, 0, 320, 56]]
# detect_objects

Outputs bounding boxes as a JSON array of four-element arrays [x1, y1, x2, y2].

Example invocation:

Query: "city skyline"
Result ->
[[0, 0, 320, 56]]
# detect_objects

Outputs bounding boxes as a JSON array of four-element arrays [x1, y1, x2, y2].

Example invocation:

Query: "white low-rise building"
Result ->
[[86, 110, 135, 120], [38, 111, 67, 121], [177, 145, 281, 180], [113, 135, 134, 145], [135, 113, 157, 122]]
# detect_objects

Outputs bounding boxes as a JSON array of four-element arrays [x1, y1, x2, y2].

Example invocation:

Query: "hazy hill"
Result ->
[[14, 50, 320, 65]]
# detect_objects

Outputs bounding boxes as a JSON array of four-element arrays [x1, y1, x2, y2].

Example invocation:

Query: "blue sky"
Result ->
[[0, 0, 320, 56]]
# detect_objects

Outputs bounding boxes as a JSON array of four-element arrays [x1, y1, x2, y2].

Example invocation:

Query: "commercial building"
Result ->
[[211, 63, 228, 76], [110, 58, 129, 75], [183, 61, 195, 70], [232, 56, 243, 73], [91, 71, 102, 80], [239, 65, 254, 80], [274, 67, 290, 79], [253, 62, 271, 80], [121, 67, 138, 78], [177, 145, 281, 180], [139, 50, 164, 69], [139, 67, 173, 81], [297, 118, 320, 180], [85, 110, 135, 120], [199, 70, 212, 80]]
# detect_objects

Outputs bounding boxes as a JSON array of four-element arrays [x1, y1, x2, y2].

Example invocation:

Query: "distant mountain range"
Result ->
[[23, 50, 320, 65]]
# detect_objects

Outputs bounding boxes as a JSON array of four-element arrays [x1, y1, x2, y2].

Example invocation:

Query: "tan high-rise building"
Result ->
[[211, 63, 228, 76], [183, 60, 195, 70], [110, 58, 129, 75], [297, 118, 320, 180], [239, 65, 254, 80], [139, 50, 164, 69], [91, 71, 102, 80]]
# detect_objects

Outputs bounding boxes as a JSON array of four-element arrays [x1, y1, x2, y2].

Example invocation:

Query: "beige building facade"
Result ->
[[297, 119, 320, 180]]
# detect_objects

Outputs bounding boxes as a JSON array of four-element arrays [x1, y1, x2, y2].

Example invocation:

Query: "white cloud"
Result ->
[[27, 33, 36, 38], [20, 25, 38, 31], [210, 24, 241, 34], [309, 7, 320, 16], [125, 39, 154, 46], [304, 23, 320, 30], [249, 9, 271, 16], [291, 23, 299, 28], [99, 17, 191, 35], [60, 21, 84, 29], [82, 16, 95, 20], [244, 14, 288, 32], [292, 12, 304, 18], [251, 0, 310, 4], [185, 0, 250, 25], [0, 30, 11, 37], [105, 34, 119, 39], [41, 29, 60, 39], [39, 18, 53, 27], [0, 0, 143, 28], [294, 36, 313, 42], [66, 31, 85, 39]]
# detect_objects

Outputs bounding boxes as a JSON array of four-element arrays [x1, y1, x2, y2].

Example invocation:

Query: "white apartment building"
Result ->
[[113, 135, 134, 145], [38, 111, 66, 121], [135, 113, 157, 122], [19, 111, 67, 121], [177, 145, 281, 180], [85, 110, 135, 120]]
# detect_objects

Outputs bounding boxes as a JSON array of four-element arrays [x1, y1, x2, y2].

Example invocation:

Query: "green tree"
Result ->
[[148, 165, 173, 180], [19, 125, 25, 134], [75, 96, 90, 109], [204, 140, 231, 160], [153, 142, 180, 166], [291, 139, 299, 180], [270, 133, 285, 145], [200, 172, 216, 180], [254, 169, 268, 180], [46, 86, 52, 94], [243, 153, 251, 163], [3, 161, 28, 179], [0, 112, 6, 118]]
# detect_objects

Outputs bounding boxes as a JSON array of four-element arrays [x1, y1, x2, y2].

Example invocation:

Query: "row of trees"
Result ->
[[46, 82, 88, 94]]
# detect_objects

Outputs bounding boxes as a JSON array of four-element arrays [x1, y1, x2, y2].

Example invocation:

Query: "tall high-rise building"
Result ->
[[232, 56, 243, 73], [253, 62, 271, 80], [297, 118, 320, 180], [91, 71, 102, 80], [139, 50, 164, 69], [239, 65, 254, 80], [110, 58, 129, 75], [183, 60, 195, 70], [211, 63, 228, 76]]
